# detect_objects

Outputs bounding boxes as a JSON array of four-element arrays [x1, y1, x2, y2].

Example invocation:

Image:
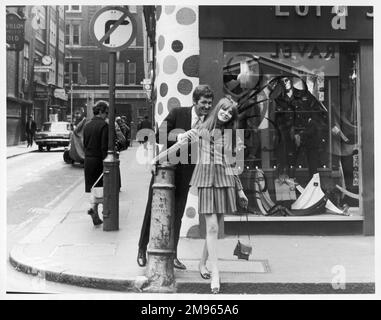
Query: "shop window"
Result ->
[[223, 41, 360, 215]]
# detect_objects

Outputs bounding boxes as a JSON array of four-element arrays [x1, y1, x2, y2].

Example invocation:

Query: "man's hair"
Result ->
[[193, 84, 214, 103], [93, 101, 109, 115]]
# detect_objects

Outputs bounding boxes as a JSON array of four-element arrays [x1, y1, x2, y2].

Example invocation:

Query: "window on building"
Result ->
[[65, 24, 70, 45], [65, 5, 81, 12], [128, 5, 137, 13], [35, 7, 47, 42], [223, 41, 361, 213], [72, 25, 80, 45], [128, 62, 136, 85], [65, 23, 81, 46], [64, 61, 80, 85], [116, 62, 125, 85], [100, 62, 108, 85], [22, 43, 30, 83], [71, 62, 79, 83], [59, 29, 65, 53], [50, 20, 57, 46], [58, 62, 64, 87], [48, 57, 56, 85]]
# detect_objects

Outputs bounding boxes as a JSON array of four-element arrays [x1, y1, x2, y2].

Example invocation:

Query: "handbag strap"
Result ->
[[238, 206, 251, 243], [92, 173, 104, 189]]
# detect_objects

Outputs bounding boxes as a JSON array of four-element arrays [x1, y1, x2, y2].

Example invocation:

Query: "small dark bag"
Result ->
[[233, 240, 253, 260], [233, 210, 253, 260]]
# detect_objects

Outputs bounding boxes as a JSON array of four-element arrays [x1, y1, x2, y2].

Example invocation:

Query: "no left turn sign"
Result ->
[[90, 6, 137, 52]]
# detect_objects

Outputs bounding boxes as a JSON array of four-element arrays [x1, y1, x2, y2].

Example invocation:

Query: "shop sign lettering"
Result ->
[[6, 13, 25, 51], [270, 43, 336, 60], [275, 6, 373, 30]]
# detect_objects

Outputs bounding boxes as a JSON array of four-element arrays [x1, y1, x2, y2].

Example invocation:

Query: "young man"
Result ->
[[137, 84, 214, 269], [83, 101, 109, 226]]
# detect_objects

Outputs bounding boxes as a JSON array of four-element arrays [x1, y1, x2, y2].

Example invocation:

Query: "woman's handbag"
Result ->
[[233, 211, 253, 260], [91, 173, 104, 204]]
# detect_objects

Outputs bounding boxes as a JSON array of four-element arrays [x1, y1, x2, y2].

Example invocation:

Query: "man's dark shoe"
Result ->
[[174, 258, 186, 270], [88, 208, 103, 226], [137, 248, 147, 267]]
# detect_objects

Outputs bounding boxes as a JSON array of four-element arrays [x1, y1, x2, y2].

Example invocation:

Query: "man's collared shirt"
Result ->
[[191, 106, 204, 129]]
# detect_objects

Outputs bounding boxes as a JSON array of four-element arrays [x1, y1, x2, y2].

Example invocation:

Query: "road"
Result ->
[[6, 148, 119, 294]]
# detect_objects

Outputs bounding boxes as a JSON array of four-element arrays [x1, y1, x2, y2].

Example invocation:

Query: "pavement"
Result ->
[[7, 141, 375, 295]]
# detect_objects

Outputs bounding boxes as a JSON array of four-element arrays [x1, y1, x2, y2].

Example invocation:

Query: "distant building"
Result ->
[[64, 5, 151, 140], [6, 5, 67, 146]]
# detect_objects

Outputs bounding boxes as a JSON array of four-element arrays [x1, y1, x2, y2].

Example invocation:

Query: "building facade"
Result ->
[[6, 5, 67, 146], [64, 5, 150, 139], [144, 5, 374, 236]]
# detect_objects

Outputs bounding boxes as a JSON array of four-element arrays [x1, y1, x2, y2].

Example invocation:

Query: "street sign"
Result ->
[[90, 6, 137, 52], [6, 13, 25, 51], [54, 89, 68, 101], [34, 65, 52, 73]]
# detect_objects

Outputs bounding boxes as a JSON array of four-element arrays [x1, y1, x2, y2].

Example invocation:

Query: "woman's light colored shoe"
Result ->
[[210, 272, 220, 294]]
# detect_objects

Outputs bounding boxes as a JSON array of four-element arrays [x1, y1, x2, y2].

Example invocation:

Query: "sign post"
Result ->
[[90, 6, 136, 231]]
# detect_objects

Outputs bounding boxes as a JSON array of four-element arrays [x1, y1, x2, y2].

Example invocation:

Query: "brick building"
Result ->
[[64, 5, 151, 140], [6, 5, 67, 146]]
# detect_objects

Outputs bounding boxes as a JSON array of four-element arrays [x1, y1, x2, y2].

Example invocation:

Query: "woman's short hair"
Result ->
[[192, 84, 214, 103], [93, 101, 109, 115]]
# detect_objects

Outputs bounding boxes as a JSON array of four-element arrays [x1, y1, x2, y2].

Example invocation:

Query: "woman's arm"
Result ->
[[152, 128, 199, 164]]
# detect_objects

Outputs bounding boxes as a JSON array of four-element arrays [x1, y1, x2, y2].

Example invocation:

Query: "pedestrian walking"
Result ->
[[25, 115, 37, 147], [83, 101, 109, 226], [153, 96, 248, 294], [120, 116, 131, 147], [137, 84, 215, 270]]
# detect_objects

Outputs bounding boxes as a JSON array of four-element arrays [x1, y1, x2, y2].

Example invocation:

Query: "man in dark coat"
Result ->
[[25, 115, 37, 147], [83, 101, 109, 226], [137, 85, 214, 269]]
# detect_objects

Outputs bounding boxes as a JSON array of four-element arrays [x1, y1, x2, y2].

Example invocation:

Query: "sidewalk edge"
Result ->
[[9, 244, 149, 293]]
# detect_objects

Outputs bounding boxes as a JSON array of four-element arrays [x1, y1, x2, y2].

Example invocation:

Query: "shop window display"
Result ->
[[223, 42, 359, 216]]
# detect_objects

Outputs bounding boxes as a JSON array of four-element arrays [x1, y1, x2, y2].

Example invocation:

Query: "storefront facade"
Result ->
[[145, 5, 374, 236]]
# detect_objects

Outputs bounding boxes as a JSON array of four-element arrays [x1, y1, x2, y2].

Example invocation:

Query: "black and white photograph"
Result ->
[[2, 1, 378, 303]]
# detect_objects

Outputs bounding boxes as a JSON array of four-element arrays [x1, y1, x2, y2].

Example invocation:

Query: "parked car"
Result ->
[[35, 121, 72, 152]]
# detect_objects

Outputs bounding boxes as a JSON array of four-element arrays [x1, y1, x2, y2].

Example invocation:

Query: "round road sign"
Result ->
[[90, 6, 137, 52]]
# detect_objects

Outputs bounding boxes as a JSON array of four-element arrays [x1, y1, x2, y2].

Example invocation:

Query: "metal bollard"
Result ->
[[102, 151, 120, 231], [144, 165, 176, 293]]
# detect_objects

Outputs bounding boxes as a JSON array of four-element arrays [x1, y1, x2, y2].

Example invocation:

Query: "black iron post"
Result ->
[[144, 165, 176, 293], [103, 51, 120, 231]]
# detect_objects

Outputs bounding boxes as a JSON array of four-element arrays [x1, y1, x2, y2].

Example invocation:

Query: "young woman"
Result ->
[[153, 96, 248, 293]]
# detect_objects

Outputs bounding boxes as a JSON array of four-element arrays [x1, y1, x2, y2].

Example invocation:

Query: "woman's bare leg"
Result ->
[[204, 214, 220, 291]]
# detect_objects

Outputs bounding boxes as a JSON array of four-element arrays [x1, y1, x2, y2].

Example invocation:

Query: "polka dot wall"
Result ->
[[154, 5, 200, 127], [154, 6, 201, 237]]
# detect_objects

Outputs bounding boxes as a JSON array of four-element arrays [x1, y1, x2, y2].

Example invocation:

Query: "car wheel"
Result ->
[[46, 146, 51, 152], [38, 145, 44, 152]]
